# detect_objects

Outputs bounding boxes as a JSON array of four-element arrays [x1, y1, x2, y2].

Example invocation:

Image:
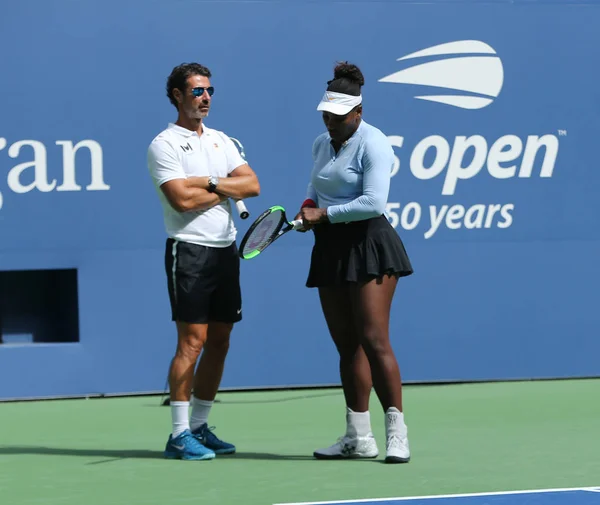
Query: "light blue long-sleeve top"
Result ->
[[306, 120, 394, 224]]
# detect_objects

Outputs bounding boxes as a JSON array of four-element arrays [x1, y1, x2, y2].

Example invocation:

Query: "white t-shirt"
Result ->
[[147, 122, 246, 247]]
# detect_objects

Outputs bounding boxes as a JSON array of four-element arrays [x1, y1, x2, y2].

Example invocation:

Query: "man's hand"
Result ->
[[185, 168, 260, 201], [204, 165, 260, 200], [186, 176, 209, 190]]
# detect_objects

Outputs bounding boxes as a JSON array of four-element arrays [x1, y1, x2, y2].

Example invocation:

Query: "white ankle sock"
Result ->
[[346, 407, 372, 438], [190, 396, 214, 431], [385, 407, 407, 436], [170, 401, 190, 438]]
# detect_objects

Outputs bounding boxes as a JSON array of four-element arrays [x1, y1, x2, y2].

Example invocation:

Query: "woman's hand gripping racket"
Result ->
[[238, 206, 304, 259]]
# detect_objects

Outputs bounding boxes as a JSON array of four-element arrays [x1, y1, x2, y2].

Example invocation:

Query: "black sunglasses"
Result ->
[[191, 86, 214, 97]]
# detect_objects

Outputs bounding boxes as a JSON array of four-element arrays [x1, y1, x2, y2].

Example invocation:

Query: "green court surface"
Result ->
[[1, 379, 599, 505]]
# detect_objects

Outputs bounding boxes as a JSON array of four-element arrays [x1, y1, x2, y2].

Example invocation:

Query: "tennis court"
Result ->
[[1, 378, 598, 505], [279, 489, 600, 505]]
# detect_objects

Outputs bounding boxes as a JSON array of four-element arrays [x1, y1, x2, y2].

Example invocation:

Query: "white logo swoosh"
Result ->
[[378, 40, 504, 110]]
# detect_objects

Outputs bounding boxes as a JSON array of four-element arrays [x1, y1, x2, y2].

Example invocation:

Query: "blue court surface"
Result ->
[[275, 487, 600, 505]]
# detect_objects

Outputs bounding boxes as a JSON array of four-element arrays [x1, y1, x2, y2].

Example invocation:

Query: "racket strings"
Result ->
[[241, 211, 282, 256]]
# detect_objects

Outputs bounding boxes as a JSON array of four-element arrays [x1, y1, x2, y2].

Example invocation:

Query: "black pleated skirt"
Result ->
[[305, 215, 414, 288]]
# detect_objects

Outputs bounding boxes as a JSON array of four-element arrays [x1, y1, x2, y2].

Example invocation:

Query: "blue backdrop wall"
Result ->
[[1, 0, 599, 400]]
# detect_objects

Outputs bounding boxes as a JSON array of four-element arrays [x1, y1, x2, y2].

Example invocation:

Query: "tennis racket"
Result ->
[[238, 206, 304, 260], [230, 136, 250, 220], [235, 199, 249, 219]]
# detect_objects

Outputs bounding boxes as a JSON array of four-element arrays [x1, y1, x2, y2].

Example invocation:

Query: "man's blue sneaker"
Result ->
[[164, 429, 216, 460], [192, 423, 236, 455]]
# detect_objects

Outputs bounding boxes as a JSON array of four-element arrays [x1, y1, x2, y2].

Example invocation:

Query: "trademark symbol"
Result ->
[[558, 130, 567, 136]]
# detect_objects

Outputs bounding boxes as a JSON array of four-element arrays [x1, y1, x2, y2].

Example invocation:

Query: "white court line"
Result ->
[[273, 485, 600, 505]]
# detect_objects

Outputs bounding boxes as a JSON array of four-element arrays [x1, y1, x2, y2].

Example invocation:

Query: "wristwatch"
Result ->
[[207, 175, 219, 193]]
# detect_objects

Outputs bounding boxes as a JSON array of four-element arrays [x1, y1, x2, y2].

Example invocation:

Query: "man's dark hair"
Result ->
[[166, 63, 212, 108], [326, 61, 365, 97]]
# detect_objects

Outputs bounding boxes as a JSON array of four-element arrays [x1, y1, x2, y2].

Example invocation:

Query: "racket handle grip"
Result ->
[[235, 199, 250, 220], [291, 219, 304, 230]]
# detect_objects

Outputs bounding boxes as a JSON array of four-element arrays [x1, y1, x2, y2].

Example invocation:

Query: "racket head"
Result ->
[[230, 137, 246, 160], [238, 206, 287, 259]]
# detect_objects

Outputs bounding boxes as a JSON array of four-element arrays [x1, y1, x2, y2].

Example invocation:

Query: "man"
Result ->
[[147, 62, 260, 461]]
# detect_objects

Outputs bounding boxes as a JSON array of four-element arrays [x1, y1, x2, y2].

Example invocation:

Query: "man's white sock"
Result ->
[[346, 407, 373, 438], [190, 396, 214, 431], [170, 401, 190, 438]]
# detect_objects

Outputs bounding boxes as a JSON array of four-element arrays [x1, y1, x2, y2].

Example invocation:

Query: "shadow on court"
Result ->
[[147, 390, 342, 408], [216, 391, 342, 404], [0, 446, 329, 463]]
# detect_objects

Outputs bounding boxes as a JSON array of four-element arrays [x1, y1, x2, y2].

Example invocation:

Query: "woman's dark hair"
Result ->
[[166, 62, 212, 108], [326, 61, 365, 97]]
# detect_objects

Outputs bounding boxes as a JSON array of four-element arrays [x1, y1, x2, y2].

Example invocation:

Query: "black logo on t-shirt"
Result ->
[[180, 143, 192, 152]]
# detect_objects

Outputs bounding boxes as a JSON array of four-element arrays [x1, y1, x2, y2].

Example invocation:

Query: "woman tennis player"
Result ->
[[297, 62, 413, 464]]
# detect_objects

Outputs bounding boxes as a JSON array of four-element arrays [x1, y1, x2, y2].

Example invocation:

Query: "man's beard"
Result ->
[[186, 104, 209, 120], [192, 110, 209, 120]]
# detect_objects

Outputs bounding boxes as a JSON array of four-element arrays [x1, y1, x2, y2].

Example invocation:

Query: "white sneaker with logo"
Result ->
[[313, 433, 379, 459], [384, 407, 410, 464]]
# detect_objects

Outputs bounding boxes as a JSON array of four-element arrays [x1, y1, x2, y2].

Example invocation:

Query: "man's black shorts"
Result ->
[[164, 238, 242, 324]]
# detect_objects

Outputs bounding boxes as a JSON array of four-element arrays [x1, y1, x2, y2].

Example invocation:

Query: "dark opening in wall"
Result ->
[[0, 269, 79, 345]]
